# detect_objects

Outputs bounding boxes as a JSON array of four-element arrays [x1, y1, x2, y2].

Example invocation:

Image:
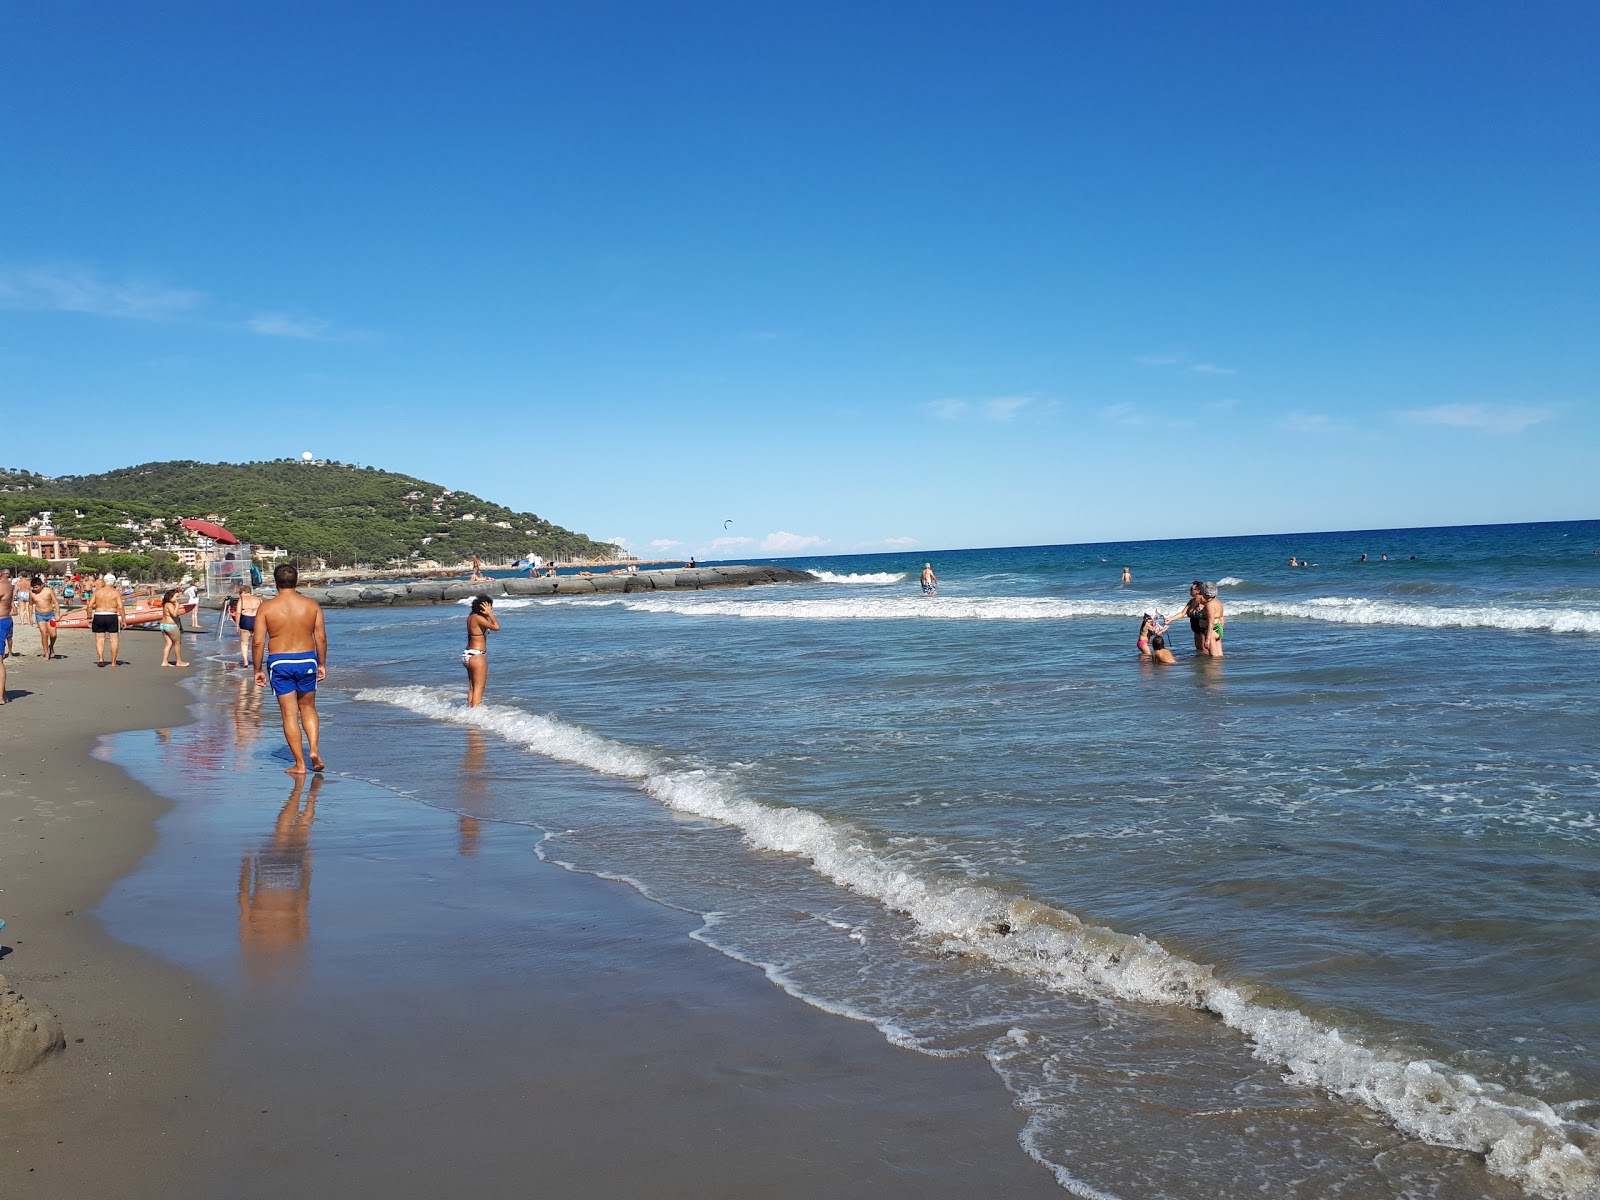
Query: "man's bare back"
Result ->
[[253, 589, 326, 657], [252, 566, 328, 776], [89, 582, 125, 614]]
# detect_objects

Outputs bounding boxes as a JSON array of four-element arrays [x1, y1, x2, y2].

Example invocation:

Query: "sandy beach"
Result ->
[[2, 621, 1060, 1197], [0, 623, 218, 1198]]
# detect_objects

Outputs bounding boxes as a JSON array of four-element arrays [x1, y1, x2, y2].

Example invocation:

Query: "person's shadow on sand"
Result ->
[[0, 689, 35, 704]]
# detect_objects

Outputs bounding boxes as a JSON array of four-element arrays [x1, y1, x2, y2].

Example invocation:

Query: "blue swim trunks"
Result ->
[[267, 651, 319, 696], [0, 617, 12, 648]]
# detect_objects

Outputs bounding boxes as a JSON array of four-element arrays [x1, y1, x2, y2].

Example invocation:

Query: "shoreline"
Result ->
[[0, 626, 220, 1199], [2, 623, 1061, 1197]]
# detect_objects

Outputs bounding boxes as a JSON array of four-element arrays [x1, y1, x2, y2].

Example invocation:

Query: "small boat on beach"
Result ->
[[54, 602, 171, 630]]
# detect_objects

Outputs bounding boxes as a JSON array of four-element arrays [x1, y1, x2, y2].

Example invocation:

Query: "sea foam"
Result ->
[[535, 593, 1600, 637], [357, 685, 1599, 1198], [810, 570, 908, 584]]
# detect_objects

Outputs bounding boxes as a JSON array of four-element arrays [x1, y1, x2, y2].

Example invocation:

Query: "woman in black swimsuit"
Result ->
[[1177, 581, 1207, 653]]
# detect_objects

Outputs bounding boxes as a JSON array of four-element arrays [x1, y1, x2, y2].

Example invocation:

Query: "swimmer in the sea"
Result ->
[[1121, 566, 1131, 584], [1149, 633, 1177, 664], [920, 563, 938, 595]]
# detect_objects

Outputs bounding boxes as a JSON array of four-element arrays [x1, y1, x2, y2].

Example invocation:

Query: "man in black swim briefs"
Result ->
[[88, 573, 126, 668]]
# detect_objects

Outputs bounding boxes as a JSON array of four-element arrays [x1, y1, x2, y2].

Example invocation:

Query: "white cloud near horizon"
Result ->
[[1102, 403, 1195, 429], [1279, 412, 1343, 434], [649, 538, 684, 551], [0, 267, 205, 321], [710, 535, 754, 550], [882, 536, 917, 547], [1135, 352, 1237, 376], [926, 395, 1041, 423], [761, 531, 828, 553], [245, 311, 339, 340], [0, 265, 352, 340], [1396, 403, 1556, 436]]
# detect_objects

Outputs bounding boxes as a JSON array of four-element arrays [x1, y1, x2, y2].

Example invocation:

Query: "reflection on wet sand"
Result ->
[[238, 775, 320, 982], [458, 727, 488, 857], [231, 672, 262, 754]]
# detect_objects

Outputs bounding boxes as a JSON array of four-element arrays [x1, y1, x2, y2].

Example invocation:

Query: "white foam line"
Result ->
[[355, 685, 1600, 1199], [530, 593, 1600, 636], [810, 570, 908, 585]]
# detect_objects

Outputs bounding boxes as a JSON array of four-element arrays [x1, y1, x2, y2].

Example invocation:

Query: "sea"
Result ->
[[202, 521, 1600, 1197]]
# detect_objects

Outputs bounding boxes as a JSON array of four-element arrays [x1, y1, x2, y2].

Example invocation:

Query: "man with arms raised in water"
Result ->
[[252, 563, 328, 776], [88, 572, 126, 667]]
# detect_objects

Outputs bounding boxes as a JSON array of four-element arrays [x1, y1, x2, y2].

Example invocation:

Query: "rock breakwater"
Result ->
[[293, 564, 816, 608]]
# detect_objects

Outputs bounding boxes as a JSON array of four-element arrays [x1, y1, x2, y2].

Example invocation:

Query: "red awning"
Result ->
[[180, 518, 242, 545]]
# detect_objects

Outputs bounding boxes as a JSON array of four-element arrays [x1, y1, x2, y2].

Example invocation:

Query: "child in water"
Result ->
[[1137, 612, 1167, 657]]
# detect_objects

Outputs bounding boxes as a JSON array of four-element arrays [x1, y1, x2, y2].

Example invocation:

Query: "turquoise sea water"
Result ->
[[271, 520, 1595, 1199]]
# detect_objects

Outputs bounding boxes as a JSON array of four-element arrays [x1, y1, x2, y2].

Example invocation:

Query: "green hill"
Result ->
[[0, 460, 612, 568]]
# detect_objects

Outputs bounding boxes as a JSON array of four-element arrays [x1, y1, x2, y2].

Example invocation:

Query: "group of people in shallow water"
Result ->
[[1138, 580, 1224, 662]]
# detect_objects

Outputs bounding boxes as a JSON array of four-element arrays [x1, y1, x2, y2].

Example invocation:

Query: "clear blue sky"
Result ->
[[3, 2, 1596, 558]]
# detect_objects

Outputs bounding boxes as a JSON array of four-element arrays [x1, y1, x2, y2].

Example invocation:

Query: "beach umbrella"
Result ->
[[179, 518, 241, 545]]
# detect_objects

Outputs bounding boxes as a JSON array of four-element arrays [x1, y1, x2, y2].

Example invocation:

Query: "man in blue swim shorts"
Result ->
[[252, 563, 329, 775]]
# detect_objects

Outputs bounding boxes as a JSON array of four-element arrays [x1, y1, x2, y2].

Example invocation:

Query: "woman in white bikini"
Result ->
[[463, 594, 500, 708]]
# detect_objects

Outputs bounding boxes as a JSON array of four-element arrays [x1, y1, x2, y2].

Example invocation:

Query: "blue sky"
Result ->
[[3, 2, 1595, 559]]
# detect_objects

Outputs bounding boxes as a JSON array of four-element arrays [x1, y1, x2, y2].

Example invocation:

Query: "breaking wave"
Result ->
[[810, 571, 908, 584], [357, 684, 1599, 1198], [536, 593, 1600, 636]]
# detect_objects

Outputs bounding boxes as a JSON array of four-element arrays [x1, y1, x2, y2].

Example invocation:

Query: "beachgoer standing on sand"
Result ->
[[1176, 581, 1206, 653], [12, 577, 31, 628], [236, 584, 262, 664], [252, 563, 328, 776], [463, 594, 500, 708], [921, 563, 938, 595], [182, 578, 202, 630], [1121, 566, 1132, 583], [0, 569, 13, 701], [1200, 581, 1225, 658], [32, 576, 59, 660], [88, 572, 126, 668], [159, 589, 190, 668]]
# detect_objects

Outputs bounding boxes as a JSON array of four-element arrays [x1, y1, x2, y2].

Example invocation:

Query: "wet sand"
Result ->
[[4, 628, 1061, 1197], [0, 624, 218, 1198]]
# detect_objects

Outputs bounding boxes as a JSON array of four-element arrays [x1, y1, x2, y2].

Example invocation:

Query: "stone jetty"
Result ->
[[283, 563, 817, 609]]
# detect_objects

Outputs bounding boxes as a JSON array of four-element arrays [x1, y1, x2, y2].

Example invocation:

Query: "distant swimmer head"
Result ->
[[1199, 581, 1218, 600]]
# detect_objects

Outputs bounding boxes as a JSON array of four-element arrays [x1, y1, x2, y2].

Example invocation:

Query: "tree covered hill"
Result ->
[[0, 460, 613, 567]]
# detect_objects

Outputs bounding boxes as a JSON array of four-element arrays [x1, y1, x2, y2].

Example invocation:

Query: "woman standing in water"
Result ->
[[1174, 581, 1207, 653], [1200, 581, 1225, 657], [462, 594, 499, 707]]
